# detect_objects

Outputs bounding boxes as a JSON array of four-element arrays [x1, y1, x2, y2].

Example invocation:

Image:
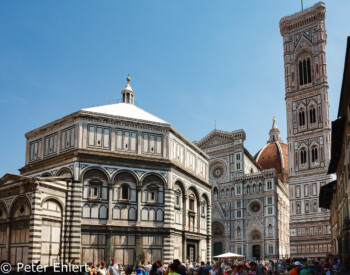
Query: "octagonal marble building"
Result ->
[[0, 78, 212, 266]]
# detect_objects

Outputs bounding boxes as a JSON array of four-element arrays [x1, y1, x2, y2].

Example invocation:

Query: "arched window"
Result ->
[[300, 148, 307, 165], [299, 109, 306, 127], [226, 188, 230, 197], [120, 184, 130, 200], [252, 184, 256, 193], [221, 189, 225, 198], [311, 146, 318, 163], [247, 185, 250, 194], [259, 183, 262, 192], [309, 107, 316, 124], [231, 187, 235, 196], [237, 185, 241, 194], [268, 224, 273, 235], [299, 57, 312, 86]]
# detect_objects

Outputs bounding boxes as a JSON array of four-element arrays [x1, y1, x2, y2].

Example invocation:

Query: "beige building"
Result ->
[[0, 78, 212, 266], [197, 119, 290, 259], [280, 2, 332, 257], [321, 36, 350, 270]]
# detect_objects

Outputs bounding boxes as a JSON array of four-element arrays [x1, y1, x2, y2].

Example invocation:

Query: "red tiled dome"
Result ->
[[255, 142, 288, 176]]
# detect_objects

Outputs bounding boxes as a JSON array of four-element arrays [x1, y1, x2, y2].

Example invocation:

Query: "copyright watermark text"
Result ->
[[0, 262, 88, 273]]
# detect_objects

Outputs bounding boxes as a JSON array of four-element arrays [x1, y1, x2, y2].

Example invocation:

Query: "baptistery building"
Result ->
[[0, 78, 212, 266], [197, 119, 290, 259]]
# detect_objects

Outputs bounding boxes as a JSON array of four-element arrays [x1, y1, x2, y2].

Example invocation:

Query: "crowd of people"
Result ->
[[77, 256, 343, 275]]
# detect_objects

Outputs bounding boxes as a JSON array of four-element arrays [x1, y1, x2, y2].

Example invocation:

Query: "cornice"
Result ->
[[280, 2, 326, 36]]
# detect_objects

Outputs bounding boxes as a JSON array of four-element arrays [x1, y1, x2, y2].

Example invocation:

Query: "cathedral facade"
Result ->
[[0, 79, 212, 266], [280, 2, 332, 257], [197, 121, 290, 259]]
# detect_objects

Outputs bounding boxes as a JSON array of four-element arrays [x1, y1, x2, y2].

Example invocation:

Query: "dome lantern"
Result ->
[[121, 75, 135, 104]]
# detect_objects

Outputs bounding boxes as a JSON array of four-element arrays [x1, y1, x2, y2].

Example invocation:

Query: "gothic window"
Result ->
[[237, 227, 241, 237], [247, 185, 250, 194], [226, 188, 230, 197], [299, 57, 312, 86], [252, 184, 256, 193], [300, 148, 307, 165], [311, 146, 318, 163], [237, 185, 241, 194], [299, 109, 306, 127], [259, 183, 262, 192], [309, 106, 317, 124], [221, 189, 225, 198], [313, 200, 318, 212], [231, 187, 235, 196]]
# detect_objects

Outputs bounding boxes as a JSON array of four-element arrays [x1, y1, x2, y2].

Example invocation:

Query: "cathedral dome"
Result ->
[[255, 118, 288, 180]]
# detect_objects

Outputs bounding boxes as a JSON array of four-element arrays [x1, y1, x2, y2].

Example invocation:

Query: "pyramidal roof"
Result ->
[[82, 103, 169, 125]]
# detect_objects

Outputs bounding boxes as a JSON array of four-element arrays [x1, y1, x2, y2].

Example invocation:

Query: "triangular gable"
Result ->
[[211, 201, 226, 221], [196, 129, 234, 150]]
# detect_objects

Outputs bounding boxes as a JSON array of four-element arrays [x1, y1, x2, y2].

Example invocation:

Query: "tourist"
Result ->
[[137, 264, 146, 275], [209, 265, 218, 275], [168, 263, 181, 275], [107, 258, 118, 275], [173, 259, 187, 275], [235, 265, 244, 275], [98, 261, 107, 275], [289, 261, 302, 275]]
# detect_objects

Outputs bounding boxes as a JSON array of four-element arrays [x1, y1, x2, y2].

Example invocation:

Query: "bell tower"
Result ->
[[280, 2, 332, 257]]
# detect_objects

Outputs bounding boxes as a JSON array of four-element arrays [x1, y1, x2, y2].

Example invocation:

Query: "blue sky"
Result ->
[[0, 0, 349, 175]]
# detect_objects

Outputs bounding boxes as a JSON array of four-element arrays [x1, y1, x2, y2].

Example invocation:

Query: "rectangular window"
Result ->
[[116, 129, 137, 152], [44, 133, 58, 156], [103, 128, 110, 148], [304, 184, 309, 197], [268, 197, 273, 205], [268, 207, 273, 215], [130, 132, 137, 151], [236, 153, 241, 160], [237, 247, 242, 255], [267, 181, 272, 190], [236, 163, 241, 170], [87, 125, 110, 149], [269, 245, 273, 254], [29, 139, 42, 161], [116, 130, 123, 149], [121, 186, 129, 200], [143, 133, 162, 155], [312, 183, 317, 196], [89, 184, 101, 199], [237, 211, 241, 218], [189, 199, 194, 211]]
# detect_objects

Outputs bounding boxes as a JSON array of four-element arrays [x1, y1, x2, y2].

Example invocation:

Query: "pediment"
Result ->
[[212, 201, 226, 221], [197, 130, 234, 150], [295, 37, 313, 53], [247, 215, 264, 234]]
